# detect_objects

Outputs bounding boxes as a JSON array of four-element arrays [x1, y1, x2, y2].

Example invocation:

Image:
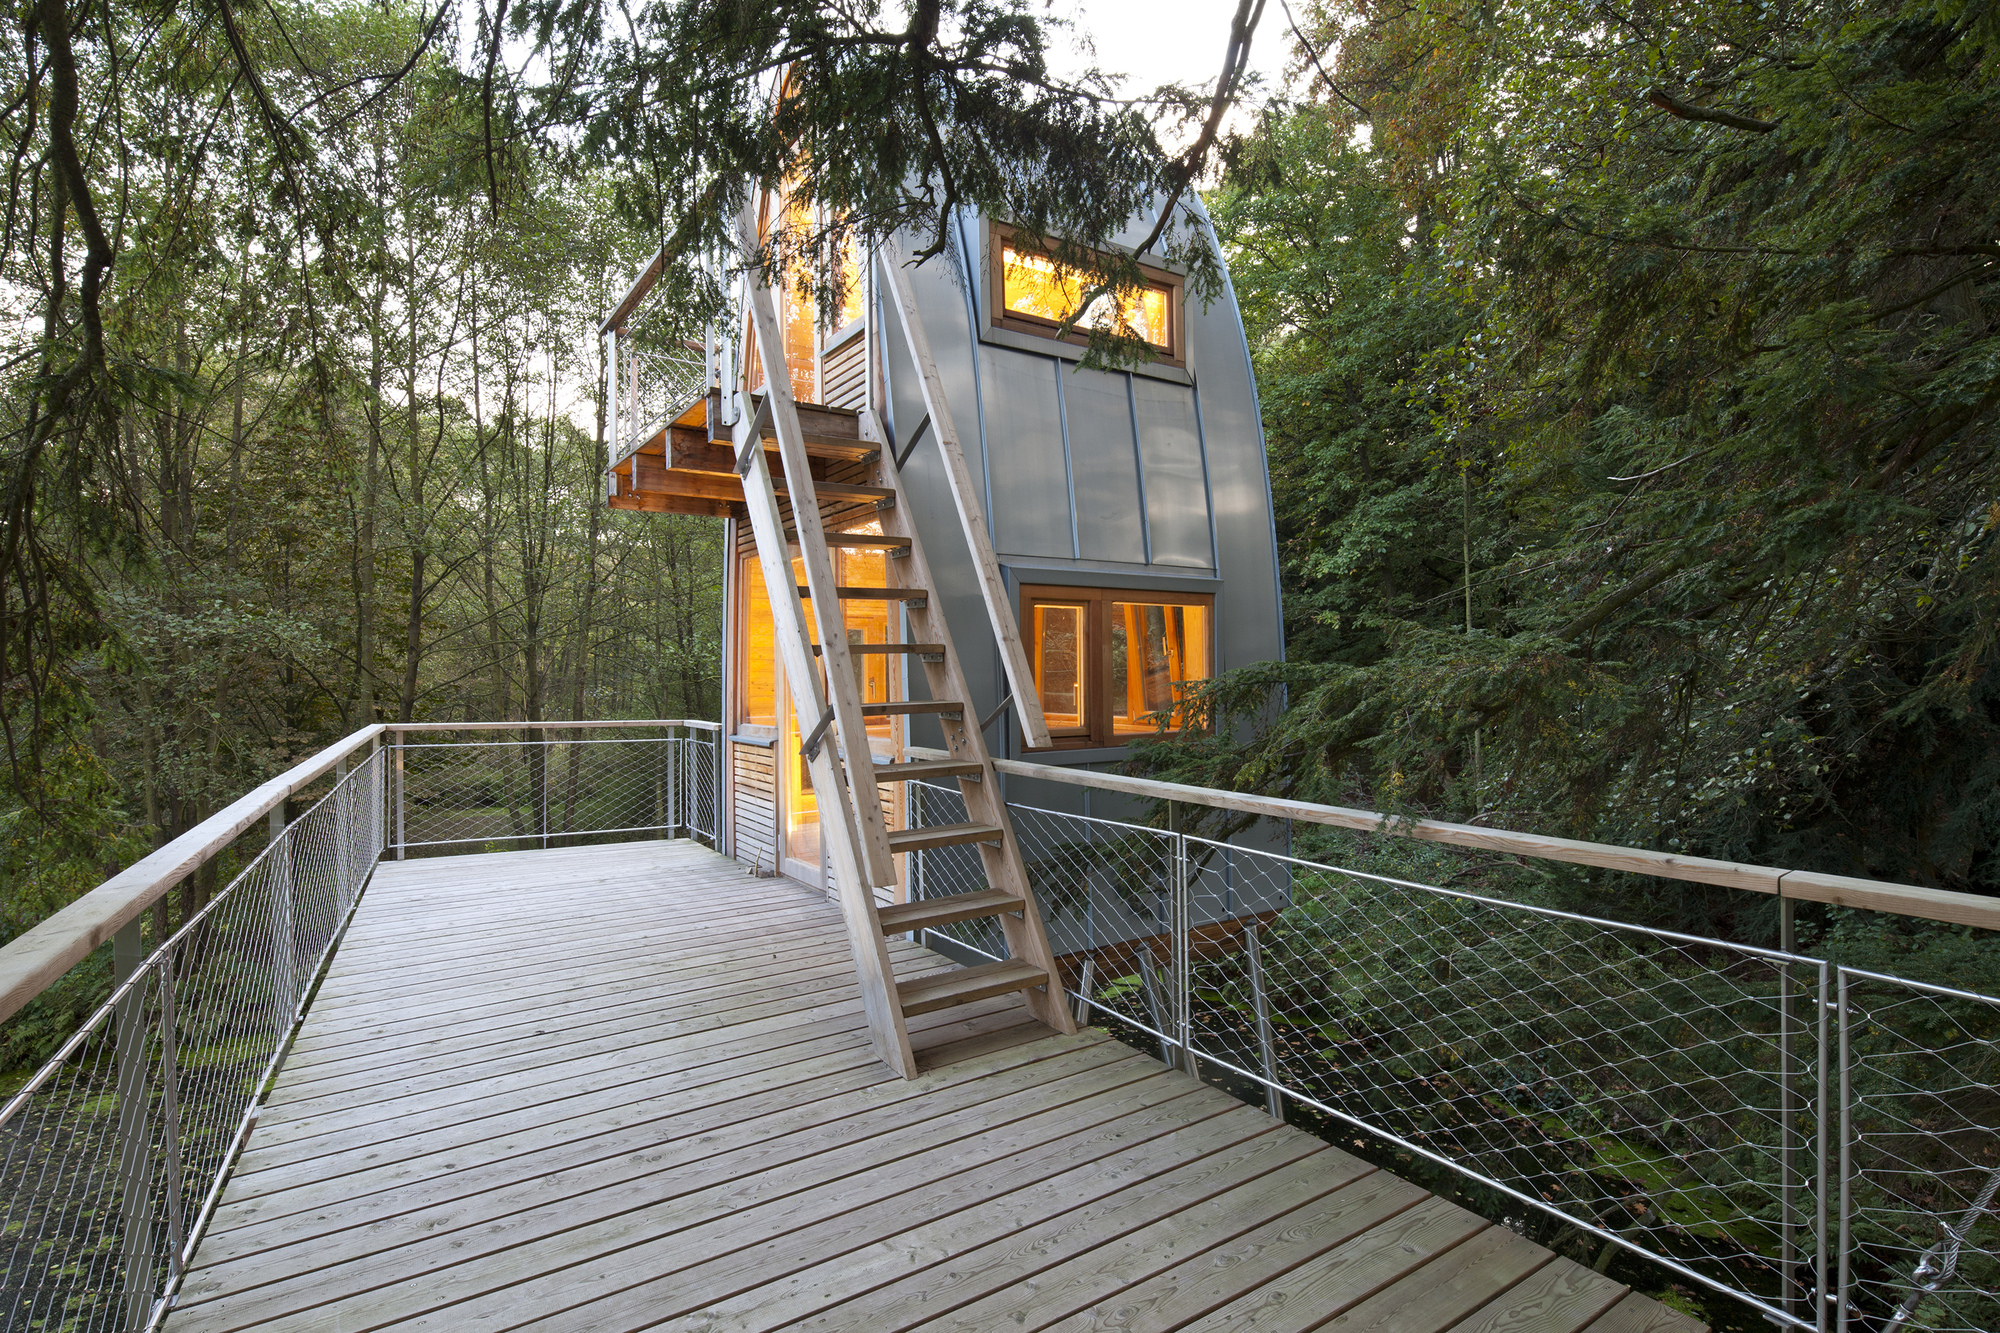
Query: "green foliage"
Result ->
[[1138, 0, 2000, 946]]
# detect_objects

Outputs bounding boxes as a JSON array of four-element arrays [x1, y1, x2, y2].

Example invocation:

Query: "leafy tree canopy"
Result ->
[[1144, 0, 2000, 928]]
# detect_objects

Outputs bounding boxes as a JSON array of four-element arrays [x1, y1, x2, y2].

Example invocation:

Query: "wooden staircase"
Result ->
[[730, 217, 1077, 1077]]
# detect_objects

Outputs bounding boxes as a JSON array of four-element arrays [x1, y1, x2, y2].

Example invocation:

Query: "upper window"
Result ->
[[989, 224, 1183, 364], [1021, 585, 1212, 749]]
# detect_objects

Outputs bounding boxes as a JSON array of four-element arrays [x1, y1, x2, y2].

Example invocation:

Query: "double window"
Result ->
[[989, 223, 1184, 364], [1022, 585, 1212, 749]]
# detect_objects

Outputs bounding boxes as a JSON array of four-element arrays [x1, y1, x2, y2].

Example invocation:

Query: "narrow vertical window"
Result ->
[[1030, 602, 1088, 735]]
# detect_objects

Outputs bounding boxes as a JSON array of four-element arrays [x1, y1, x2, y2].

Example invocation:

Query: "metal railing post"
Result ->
[[1778, 895, 1800, 1322], [270, 806, 296, 1021], [1169, 802, 1194, 1078], [1137, 951, 1175, 1068], [1836, 969, 1852, 1333], [335, 754, 351, 915], [668, 726, 680, 838], [1245, 921, 1283, 1120], [394, 734, 407, 860], [158, 947, 186, 1280], [113, 917, 155, 1333]]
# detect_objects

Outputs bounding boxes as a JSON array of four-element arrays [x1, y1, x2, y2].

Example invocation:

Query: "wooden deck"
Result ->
[[168, 841, 1704, 1333]]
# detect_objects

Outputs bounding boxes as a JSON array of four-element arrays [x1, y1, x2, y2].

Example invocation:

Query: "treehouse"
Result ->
[[602, 197, 1290, 1040], [0, 194, 1737, 1333]]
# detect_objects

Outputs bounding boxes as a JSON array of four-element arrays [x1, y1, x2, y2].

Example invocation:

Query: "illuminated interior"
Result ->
[[1029, 603, 1087, 733], [739, 540, 902, 870], [1112, 601, 1210, 733], [740, 568, 777, 728], [836, 234, 866, 330], [1001, 243, 1171, 350]]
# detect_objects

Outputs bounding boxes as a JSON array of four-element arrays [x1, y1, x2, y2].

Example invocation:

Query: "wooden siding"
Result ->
[[732, 740, 779, 875], [167, 841, 1703, 1333], [821, 329, 867, 411]]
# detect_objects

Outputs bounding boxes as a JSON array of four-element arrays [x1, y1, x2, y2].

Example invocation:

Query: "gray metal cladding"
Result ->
[[981, 349, 1074, 558], [1130, 375, 1214, 570], [1056, 366, 1148, 566]]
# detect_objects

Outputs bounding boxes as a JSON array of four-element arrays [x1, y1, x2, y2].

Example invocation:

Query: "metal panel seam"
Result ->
[[1054, 357, 1080, 559], [1126, 371, 1152, 565]]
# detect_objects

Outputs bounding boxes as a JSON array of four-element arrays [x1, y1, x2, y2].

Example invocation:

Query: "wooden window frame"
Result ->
[[988, 222, 1186, 368], [1020, 584, 1214, 751]]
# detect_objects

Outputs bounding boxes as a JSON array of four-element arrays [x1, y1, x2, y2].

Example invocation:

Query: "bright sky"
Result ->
[[1051, 0, 1303, 141]]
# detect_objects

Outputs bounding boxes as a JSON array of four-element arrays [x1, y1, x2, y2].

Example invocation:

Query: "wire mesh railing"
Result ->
[[0, 749, 383, 1333], [0, 720, 720, 1333], [389, 723, 719, 857], [904, 782, 2000, 1333]]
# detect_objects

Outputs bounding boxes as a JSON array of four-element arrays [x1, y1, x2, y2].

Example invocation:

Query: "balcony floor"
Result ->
[[168, 841, 1703, 1333]]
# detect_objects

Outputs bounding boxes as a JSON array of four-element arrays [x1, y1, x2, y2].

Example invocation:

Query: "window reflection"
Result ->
[[1001, 243, 1170, 349], [1030, 603, 1087, 733], [1111, 602, 1209, 733]]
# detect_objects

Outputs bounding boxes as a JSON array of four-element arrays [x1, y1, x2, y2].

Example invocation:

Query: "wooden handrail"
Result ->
[[0, 725, 389, 1025], [386, 719, 721, 733], [906, 748, 2000, 933]]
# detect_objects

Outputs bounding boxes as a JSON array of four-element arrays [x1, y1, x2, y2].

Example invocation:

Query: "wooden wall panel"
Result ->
[[732, 742, 779, 875], [821, 332, 867, 411]]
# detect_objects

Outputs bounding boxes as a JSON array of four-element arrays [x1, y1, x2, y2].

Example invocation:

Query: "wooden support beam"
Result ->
[[608, 492, 743, 520]]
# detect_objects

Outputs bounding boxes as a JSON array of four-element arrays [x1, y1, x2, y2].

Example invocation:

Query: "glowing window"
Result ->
[[738, 558, 777, 728], [1020, 585, 1212, 749], [1029, 602, 1089, 736], [991, 225, 1181, 359]]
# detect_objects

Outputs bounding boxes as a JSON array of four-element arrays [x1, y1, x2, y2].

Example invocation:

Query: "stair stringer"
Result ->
[[875, 239, 1054, 751], [734, 223, 915, 1077], [858, 408, 1079, 1037]]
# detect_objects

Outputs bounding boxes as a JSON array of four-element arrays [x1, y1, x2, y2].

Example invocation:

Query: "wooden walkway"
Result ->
[[168, 841, 1704, 1333]]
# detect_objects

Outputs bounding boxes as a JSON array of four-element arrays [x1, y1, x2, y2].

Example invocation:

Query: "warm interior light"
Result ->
[[1111, 602, 1209, 733], [1031, 603, 1087, 732], [1002, 243, 1170, 349]]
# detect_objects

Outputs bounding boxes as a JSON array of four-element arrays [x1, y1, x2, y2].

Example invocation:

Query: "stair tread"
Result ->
[[888, 822, 1005, 852], [811, 643, 944, 656], [897, 959, 1049, 1016], [862, 701, 962, 716], [798, 586, 929, 602], [879, 889, 1026, 934], [823, 533, 911, 548], [773, 478, 894, 501], [875, 759, 984, 780]]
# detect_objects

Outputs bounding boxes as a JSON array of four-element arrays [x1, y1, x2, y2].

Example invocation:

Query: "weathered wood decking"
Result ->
[[167, 841, 1704, 1333]]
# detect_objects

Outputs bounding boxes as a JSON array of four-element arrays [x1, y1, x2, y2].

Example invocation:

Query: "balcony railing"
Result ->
[[903, 769, 2000, 1333], [0, 721, 719, 1333]]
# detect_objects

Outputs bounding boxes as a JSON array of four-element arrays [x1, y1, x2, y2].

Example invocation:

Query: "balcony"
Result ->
[[2, 724, 1994, 1332]]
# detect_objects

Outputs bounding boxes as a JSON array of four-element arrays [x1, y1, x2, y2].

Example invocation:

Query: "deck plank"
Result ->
[[165, 840, 1704, 1333]]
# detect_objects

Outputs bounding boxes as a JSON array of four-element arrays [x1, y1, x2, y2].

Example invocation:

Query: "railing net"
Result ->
[[0, 750, 382, 1333], [908, 783, 2000, 1332], [395, 727, 716, 854]]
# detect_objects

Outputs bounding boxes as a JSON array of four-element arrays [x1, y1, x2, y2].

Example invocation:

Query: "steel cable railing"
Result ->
[[904, 783, 2000, 1333]]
